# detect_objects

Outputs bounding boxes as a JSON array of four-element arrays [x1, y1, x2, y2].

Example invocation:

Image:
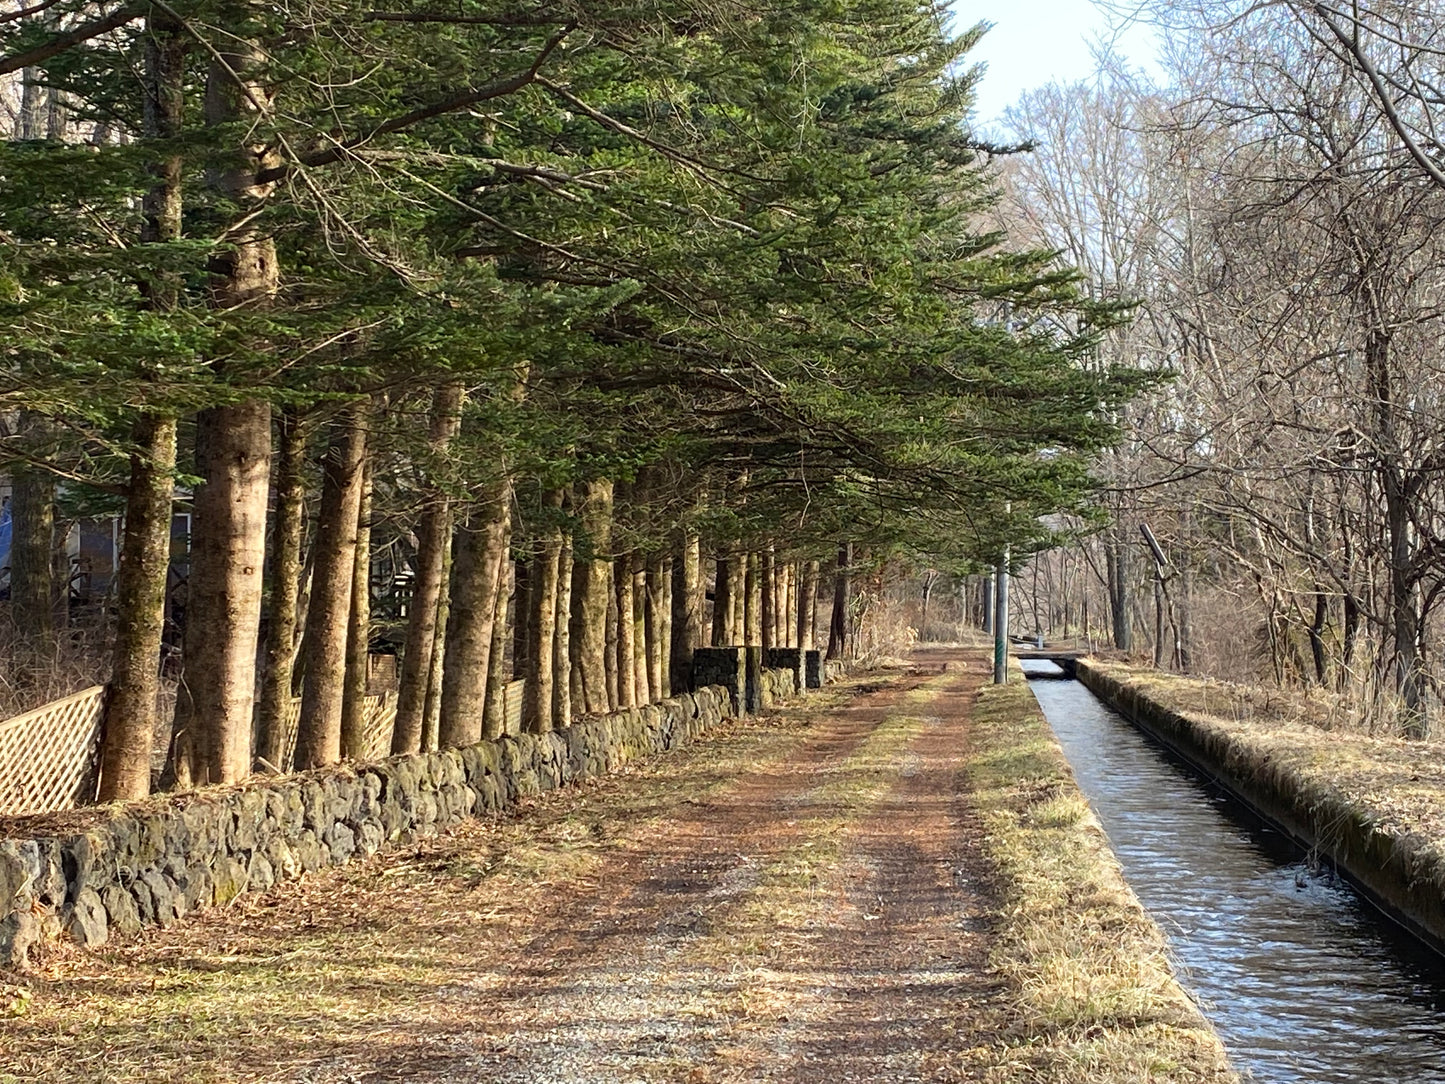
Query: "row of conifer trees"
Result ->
[[0, 0, 1141, 800]]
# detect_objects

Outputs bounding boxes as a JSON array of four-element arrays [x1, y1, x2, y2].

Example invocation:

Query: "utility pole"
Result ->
[[993, 550, 1009, 685]]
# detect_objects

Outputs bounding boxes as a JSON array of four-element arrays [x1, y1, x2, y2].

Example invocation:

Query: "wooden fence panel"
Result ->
[[502, 679, 525, 735], [361, 692, 397, 761], [0, 678, 502, 820], [278, 692, 397, 767], [0, 685, 107, 817]]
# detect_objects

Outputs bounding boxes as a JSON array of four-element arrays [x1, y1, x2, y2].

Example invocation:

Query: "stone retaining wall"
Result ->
[[761, 666, 794, 704], [0, 686, 734, 968], [690, 649, 799, 714]]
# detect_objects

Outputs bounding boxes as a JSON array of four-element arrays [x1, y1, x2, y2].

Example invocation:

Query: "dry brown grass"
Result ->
[[0, 617, 111, 719], [960, 677, 1238, 1084]]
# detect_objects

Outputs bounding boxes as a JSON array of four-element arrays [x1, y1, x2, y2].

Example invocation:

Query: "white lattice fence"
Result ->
[[279, 691, 398, 767], [0, 685, 106, 816], [361, 691, 397, 760], [502, 679, 526, 735]]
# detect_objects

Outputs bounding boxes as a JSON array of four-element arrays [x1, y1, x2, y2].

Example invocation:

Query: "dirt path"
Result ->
[[4, 652, 1000, 1084]]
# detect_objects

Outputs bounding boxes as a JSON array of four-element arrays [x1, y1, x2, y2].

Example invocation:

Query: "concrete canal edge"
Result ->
[[1077, 658, 1445, 958], [966, 673, 1238, 1081]]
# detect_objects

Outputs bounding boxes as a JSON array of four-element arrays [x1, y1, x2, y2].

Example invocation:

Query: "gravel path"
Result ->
[[370, 653, 997, 1083]]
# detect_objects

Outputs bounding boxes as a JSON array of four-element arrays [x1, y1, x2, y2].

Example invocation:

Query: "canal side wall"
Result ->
[[1076, 659, 1445, 955], [0, 682, 774, 969]]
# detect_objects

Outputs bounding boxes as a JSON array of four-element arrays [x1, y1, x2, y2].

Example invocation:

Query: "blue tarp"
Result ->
[[0, 503, 10, 568]]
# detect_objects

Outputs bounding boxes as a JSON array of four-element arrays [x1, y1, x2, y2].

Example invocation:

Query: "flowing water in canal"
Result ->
[[1023, 663, 1445, 1082]]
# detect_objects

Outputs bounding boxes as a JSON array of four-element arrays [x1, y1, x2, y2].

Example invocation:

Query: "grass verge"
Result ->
[[962, 677, 1238, 1083]]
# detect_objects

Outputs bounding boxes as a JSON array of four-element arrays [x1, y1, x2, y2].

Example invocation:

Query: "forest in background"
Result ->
[[0, 0, 1140, 801], [997, 0, 1445, 738]]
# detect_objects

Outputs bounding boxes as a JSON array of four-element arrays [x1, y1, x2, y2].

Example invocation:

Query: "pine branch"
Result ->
[[0, 4, 140, 77]]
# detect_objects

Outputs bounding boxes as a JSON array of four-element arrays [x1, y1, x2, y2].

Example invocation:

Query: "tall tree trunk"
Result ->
[[711, 554, 732, 646], [1106, 534, 1132, 652], [797, 560, 819, 653], [760, 547, 775, 654], [553, 532, 573, 728], [101, 8, 189, 796], [569, 558, 586, 711], [422, 536, 451, 753], [920, 572, 935, 643], [779, 562, 793, 647], [573, 480, 613, 713], [728, 552, 746, 643], [1368, 325, 1428, 735], [523, 490, 564, 733], [743, 552, 762, 646], [670, 532, 701, 693], [394, 383, 463, 749], [170, 11, 280, 787], [10, 456, 55, 651], [1308, 587, 1329, 688], [439, 480, 512, 748], [614, 555, 636, 708], [645, 551, 667, 700], [605, 571, 620, 708], [99, 415, 176, 801], [295, 404, 368, 769], [1176, 511, 1194, 672], [482, 548, 514, 739], [631, 553, 650, 703], [1342, 589, 1361, 676], [826, 543, 851, 661], [171, 402, 272, 786], [512, 558, 530, 680], [256, 409, 307, 772], [340, 458, 373, 759], [17, 68, 44, 139]]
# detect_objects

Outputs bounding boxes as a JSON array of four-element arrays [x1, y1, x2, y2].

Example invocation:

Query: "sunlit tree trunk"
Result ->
[[572, 480, 614, 713], [645, 551, 667, 700], [797, 559, 819, 654], [523, 489, 564, 733], [256, 409, 307, 773], [394, 383, 462, 749], [99, 414, 176, 800], [670, 532, 701, 693], [482, 547, 514, 739], [614, 554, 636, 707], [340, 458, 373, 759], [295, 403, 368, 769], [439, 479, 512, 747], [171, 402, 272, 786], [552, 531, 573, 727]]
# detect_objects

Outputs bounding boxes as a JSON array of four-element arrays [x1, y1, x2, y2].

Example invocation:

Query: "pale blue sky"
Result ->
[[952, 1, 1163, 127]]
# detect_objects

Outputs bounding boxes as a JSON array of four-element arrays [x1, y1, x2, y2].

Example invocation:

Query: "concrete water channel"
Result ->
[[1022, 660, 1445, 1082]]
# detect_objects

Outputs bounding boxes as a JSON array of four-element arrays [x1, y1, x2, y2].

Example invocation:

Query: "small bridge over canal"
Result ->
[[1009, 640, 1088, 678]]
